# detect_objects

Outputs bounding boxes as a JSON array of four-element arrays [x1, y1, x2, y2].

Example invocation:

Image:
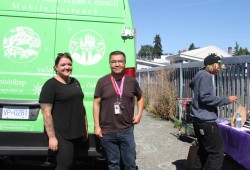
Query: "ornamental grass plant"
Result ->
[[141, 70, 177, 120]]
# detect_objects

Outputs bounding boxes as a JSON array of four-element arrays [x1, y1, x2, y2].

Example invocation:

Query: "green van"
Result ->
[[0, 0, 136, 163]]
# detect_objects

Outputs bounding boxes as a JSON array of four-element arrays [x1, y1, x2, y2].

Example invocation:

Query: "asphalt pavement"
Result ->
[[134, 110, 247, 170]]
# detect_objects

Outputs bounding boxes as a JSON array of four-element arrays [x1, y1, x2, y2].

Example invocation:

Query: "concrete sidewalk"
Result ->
[[135, 110, 246, 170]]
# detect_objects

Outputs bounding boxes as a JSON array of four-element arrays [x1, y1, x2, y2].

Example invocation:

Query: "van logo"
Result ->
[[69, 30, 105, 65], [3, 26, 41, 63]]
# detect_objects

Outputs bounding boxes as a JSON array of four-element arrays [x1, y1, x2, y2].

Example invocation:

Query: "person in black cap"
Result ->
[[189, 53, 237, 170], [203, 53, 222, 72]]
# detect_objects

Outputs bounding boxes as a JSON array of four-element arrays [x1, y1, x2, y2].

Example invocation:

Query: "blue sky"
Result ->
[[129, 0, 250, 54]]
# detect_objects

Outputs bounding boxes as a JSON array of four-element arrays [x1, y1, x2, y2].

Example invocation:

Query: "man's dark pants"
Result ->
[[193, 121, 224, 170], [101, 126, 136, 170]]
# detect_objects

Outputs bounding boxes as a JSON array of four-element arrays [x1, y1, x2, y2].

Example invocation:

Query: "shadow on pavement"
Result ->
[[177, 134, 197, 144], [172, 154, 247, 170], [172, 159, 187, 170], [1, 157, 108, 170]]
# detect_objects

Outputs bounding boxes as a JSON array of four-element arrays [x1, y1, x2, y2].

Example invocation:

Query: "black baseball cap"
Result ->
[[204, 54, 221, 68]]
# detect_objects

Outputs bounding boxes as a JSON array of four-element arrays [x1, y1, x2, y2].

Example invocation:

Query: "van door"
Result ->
[[0, 1, 56, 155], [54, 0, 134, 134]]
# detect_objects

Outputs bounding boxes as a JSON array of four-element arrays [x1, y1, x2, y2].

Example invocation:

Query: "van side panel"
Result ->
[[0, 13, 56, 132], [0, 0, 135, 157]]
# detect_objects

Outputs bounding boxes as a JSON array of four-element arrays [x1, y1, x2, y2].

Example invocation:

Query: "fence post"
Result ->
[[147, 70, 150, 97], [179, 63, 183, 121]]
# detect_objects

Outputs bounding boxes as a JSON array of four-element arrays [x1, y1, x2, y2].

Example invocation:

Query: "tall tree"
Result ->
[[244, 48, 250, 55], [238, 47, 250, 55], [138, 45, 153, 59], [233, 42, 239, 56], [188, 43, 198, 51], [152, 34, 163, 58], [233, 42, 249, 56]]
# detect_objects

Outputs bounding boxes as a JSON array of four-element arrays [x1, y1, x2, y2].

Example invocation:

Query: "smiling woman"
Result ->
[[53, 53, 73, 83], [39, 52, 88, 170]]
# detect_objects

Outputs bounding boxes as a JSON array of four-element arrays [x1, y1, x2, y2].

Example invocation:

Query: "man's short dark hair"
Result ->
[[109, 51, 126, 63]]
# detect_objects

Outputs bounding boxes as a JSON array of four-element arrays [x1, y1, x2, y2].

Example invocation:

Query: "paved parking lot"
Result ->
[[135, 110, 247, 170], [135, 111, 190, 170]]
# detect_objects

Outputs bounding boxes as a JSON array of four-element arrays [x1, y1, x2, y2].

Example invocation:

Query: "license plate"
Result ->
[[2, 106, 29, 120]]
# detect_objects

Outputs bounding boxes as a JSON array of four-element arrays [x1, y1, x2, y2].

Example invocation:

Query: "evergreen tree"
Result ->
[[152, 34, 163, 58], [233, 42, 249, 56], [233, 42, 239, 56], [188, 43, 198, 50], [238, 47, 250, 55], [245, 48, 250, 55]]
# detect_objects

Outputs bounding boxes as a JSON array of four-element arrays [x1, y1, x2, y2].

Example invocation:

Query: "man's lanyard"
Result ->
[[110, 74, 125, 98]]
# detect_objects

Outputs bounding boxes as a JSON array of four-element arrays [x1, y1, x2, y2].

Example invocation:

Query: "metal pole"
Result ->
[[179, 63, 183, 121]]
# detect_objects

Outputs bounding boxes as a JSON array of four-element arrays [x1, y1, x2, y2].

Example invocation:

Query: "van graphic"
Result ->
[[3, 26, 41, 63], [69, 30, 105, 65]]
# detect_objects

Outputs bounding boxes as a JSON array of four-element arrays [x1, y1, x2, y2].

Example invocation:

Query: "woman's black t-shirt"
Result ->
[[39, 77, 86, 140]]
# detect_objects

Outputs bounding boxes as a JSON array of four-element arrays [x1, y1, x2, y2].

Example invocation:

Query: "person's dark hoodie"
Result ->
[[189, 70, 230, 122]]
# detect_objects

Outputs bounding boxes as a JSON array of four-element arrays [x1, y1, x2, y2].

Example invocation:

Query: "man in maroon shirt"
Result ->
[[93, 51, 144, 170]]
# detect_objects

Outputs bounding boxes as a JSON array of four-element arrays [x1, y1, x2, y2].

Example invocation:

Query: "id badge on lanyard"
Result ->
[[114, 102, 122, 114], [110, 74, 125, 115]]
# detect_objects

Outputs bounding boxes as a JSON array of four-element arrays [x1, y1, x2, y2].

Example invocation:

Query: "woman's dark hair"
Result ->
[[54, 52, 72, 73], [55, 52, 72, 66]]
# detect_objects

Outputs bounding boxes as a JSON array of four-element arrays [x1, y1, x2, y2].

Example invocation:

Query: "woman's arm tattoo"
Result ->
[[40, 103, 55, 138]]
